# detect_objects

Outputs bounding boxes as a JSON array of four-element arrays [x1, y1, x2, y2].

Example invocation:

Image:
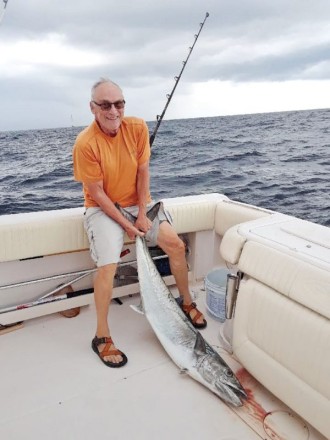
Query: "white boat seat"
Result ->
[[221, 214, 330, 438], [164, 195, 218, 234], [239, 240, 330, 320], [215, 199, 271, 237], [0, 194, 225, 263], [233, 278, 330, 439], [0, 208, 88, 263]]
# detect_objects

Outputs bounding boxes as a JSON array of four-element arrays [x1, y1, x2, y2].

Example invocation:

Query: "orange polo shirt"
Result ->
[[73, 117, 151, 207]]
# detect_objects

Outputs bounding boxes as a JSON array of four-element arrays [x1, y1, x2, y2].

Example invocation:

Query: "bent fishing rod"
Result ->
[[149, 12, 209, 148]]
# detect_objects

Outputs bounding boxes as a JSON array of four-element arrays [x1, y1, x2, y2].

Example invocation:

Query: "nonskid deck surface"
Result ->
[[0, 283, 326, 440]]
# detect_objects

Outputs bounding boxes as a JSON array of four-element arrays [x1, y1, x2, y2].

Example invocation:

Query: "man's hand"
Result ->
[[125, 222, 145, 241], [135, 212, 152, 234]]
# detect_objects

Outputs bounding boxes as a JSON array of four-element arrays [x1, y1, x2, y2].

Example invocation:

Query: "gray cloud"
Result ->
[[1, 0, 330, 130]]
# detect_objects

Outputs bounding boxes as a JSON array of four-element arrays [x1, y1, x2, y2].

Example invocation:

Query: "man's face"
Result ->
[[90, 82, 125, 136]]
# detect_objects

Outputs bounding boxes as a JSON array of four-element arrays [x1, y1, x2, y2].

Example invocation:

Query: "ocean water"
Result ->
[[0, 108, 329, 226]]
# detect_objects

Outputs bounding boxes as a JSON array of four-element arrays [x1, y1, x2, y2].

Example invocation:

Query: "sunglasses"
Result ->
[[92, 100, 126, 111]]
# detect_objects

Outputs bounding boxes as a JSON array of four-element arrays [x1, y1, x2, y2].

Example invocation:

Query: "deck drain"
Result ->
[[263, 410, 309, 440]]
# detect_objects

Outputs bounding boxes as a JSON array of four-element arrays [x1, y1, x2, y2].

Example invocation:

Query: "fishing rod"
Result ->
[[0, 248, 171, 315], [149, 12, 209, 148]]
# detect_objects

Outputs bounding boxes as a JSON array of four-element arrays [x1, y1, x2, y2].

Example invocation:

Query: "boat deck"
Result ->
[[0, 283, 326, 440]]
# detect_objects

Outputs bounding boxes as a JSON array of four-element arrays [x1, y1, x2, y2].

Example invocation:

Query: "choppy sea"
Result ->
[[1, 108, 329, 226]]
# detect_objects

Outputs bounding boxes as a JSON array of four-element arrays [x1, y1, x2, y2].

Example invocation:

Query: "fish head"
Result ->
[[194, 333, 247, 407], [196, 353, 247, 407]]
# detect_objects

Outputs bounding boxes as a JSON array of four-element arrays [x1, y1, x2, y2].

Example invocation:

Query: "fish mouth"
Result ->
[[215, 380, 247, 407], [212, 367, 248, 407], [231, 384, 248, 404]]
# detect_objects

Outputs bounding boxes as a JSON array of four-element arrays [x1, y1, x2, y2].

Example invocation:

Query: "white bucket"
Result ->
[[205, 268, 230, 323]]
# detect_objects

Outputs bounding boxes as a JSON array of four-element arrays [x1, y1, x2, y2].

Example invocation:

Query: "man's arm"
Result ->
[[135, 161, 152, 233], [85, 181, 144, 240]]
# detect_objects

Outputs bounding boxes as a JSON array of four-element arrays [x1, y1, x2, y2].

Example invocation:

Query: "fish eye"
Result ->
[[225, 369, 233, 377]]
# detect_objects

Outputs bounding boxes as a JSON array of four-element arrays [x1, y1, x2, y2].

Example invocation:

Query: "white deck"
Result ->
[[0, 284, 326, 440]]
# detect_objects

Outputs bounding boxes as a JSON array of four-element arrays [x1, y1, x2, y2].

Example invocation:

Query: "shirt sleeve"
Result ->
[[73, 141, 103, 183], [137, 120, 151, 165]]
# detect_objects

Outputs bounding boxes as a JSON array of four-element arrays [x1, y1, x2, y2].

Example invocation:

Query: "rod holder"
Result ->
[[225, 274, 239, 319]]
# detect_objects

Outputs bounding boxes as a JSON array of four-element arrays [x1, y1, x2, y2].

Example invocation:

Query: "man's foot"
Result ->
[[91, 336, 128, 368], [181, 302, 207, 329]]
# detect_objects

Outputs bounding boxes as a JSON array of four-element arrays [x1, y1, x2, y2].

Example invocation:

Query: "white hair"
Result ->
[[91, 78, 123, 100]]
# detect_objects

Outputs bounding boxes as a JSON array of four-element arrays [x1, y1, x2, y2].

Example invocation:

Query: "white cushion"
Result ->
[[215, 200, 270, 237], [0, 194, 223, 263], [164, 193, 225, 234], [233, 279, 330, 439], [238, 241, 330, 320], [219, 226, 246, 264], [0, 208, 88, 262]]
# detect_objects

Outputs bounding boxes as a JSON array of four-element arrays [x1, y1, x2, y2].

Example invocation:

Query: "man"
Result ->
[[73, 78, 206, 368]]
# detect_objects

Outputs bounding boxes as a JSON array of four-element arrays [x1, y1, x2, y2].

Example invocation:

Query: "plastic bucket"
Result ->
[[205, 268, 230, 322]]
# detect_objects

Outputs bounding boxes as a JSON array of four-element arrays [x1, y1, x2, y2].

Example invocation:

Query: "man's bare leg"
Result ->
[[157, 222, 205, 325], [93, 263, 123, 364]]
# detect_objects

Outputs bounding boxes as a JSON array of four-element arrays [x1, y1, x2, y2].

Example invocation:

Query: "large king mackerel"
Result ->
[[117, 202, 247, 406], [135, 235, 246, 407]]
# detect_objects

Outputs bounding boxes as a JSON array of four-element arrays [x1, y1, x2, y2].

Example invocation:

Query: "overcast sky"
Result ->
[[1, 0, 330, 131]]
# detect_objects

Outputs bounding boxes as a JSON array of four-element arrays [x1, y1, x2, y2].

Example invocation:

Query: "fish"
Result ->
[[116, 202, 247, 407]]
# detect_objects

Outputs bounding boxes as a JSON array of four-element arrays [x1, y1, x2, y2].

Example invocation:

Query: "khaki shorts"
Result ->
[[84, 201, 172, 267]]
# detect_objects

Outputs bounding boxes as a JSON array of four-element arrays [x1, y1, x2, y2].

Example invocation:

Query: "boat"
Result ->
[[0, 193, 329, 439]]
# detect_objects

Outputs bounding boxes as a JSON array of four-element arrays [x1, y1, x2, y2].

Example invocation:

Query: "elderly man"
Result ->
[[73, 78, 206, 368]]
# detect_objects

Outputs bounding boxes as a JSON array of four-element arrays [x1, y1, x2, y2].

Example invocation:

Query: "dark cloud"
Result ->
[[187, 41, 330, 83]]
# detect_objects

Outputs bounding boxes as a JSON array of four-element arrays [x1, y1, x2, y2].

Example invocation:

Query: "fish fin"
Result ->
[[179, 368, 189, 375], [193, 332, 207, 356], [130, 302, 145, 315], [146, 202, 161, 221]]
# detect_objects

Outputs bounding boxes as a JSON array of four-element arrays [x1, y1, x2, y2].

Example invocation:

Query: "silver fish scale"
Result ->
[[136, 237, 198, 359], [137, 237, 228, 362]]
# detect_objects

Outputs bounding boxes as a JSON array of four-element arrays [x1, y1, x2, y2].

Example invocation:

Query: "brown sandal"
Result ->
[[55, 285, 80, 318], [59, 307, 80, 318], [181, 302, 207, 329], [91, 336, 128, 368]]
